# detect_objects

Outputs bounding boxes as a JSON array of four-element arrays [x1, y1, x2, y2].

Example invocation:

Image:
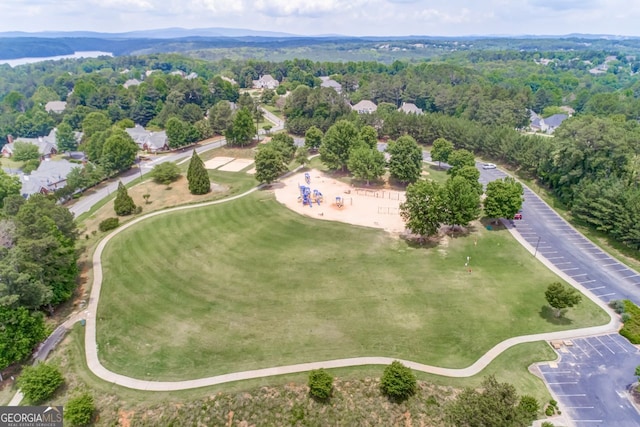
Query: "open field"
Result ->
[[96, 190, 608, 381]]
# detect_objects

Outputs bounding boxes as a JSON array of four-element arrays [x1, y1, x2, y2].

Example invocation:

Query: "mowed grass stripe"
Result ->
[[97, 191, 609, 380]]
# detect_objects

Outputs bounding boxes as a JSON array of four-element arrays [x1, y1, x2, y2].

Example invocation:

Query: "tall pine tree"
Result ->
[[187, 150, 211, 195], [113, 181, 136, 215]]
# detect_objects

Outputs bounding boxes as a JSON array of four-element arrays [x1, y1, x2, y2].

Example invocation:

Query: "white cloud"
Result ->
[[252, 0, 367, 18]]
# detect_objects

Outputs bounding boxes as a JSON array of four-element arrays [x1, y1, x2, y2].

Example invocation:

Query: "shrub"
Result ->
[[99, 217, 119, 232], [609, 299, 625, 314], [518, 395, 540, 420], [545, 405, 555, 416], [622, 313, 632, 323], [380, 361, 417, 402], [549, 399, 557, 407], [308, 369, 333, 401], [187, 151, 211, 195], [17, 363, 64, 404], [22, 159, 40, 174], [113, 181, 136, 215], [620, 300, 640, 344], [134, 206, 143, 214], [151, 162, 181, 185], [65, 393, 95, 426], [541, 422, 555, 427]]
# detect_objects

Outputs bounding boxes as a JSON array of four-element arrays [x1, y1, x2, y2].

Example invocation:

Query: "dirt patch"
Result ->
[[118, 409, 134, 427], [273, 169, 406, 233], [80, 175, 227, 236]]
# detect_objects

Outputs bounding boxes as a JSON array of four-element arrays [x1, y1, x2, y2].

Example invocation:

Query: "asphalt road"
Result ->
[[478, 166, 640, 307]]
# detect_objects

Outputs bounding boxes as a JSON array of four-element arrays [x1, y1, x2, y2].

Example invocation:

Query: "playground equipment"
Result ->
[[313, 189, 323, 205], [299, 185, 313, 208], [336, 196, 343, 208], [305, 172, 311, 185]]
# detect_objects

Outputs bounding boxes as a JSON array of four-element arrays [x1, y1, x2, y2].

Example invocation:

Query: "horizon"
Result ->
[[2, 1, 639, 38]]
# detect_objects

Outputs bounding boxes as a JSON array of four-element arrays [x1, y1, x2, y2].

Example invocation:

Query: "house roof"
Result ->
[[123, 78, 141, 88], [125, 125, 168, 150], [44, 101, 67, 113], [320, 76, 342, 92], [352, 100, 377, 113], [19, 159, 81, 197], [544, 114, 568, 129], [398, 102, 422, 114]]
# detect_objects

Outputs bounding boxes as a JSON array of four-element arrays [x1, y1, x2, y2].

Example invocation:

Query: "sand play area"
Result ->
[[274, 169, 407, 233]]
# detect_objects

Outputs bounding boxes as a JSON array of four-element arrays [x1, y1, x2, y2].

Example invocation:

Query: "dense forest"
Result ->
[[1, 42, 640, 369]]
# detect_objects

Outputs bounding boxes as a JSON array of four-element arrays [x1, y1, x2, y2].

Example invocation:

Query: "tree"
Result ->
[[151, 162, 181, 185], [55, 122, 77, 153], [12, 141, 40, 162], [359, 125, 378, 149], [225, 107, 255, 147], [455, 166, 484, 196], [269, 133, 296, 161], [304, 125, 323, 151], [443, 175, 481, 228], [0, 306, 47, 370], [186, 150, 210, 194], [447, 149, 476, 176], [400, 179, 445, 238], [446, 376, 536, 427], [320, 120, 359, 171], [387, 135, 423, 184], [254, 143, 288, 184], [0, 170, 21, 208], [431, 137, 454, 168], [17, 363, 64, 404], [308, 369, 333, 401], [114, 181, 136, 216], [484, 178, 524, 221], [100, 130, 139, 174], [294, 146, 309, 167], [635, 365, 640, 382], [209, 100, 234, 135], [65, 393, 95, 426], [545, 282, 582, 317], [348, 146, 386, 185], [81, 111, 111, 140], [380, 361, 417, 402]]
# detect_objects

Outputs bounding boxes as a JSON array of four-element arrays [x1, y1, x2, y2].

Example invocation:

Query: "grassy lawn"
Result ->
[[97, 191, 608, 381]]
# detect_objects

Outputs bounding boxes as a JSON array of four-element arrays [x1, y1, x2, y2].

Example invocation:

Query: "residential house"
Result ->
[[123, 78, 142, 89], [125, 125, 169, 153], [398, 102, 423, 115], [529, 111, 568, 134], [19, 158, 81, 197], [351, 100, 377, 114], [2, 129, 60, 158], [319, 76, 342, 93], [220, 76, 237, 85], [44, 101, 67, 114], [186, 72, 198, 80], [252, 74, 279, 90]]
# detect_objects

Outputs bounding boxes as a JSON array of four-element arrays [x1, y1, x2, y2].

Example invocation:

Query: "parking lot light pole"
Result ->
[[534, 236, 541, 257]]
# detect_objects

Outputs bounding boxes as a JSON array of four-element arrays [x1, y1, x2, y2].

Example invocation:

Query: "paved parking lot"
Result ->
[[538, 334, 640, 426]]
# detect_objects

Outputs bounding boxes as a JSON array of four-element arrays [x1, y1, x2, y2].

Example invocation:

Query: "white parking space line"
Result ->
[[570, 273, 588, 277], [595, 336, 615, 354], [584, 339, 604, 357], [556, 394, 587, 397], [595, 293, 616, 298], [562, 268, 579, 271], [574, 342, 590, 357], [606, 336, 629, 353], [587, 286, 605, 291], [571, 420, 603, 423], [602, 263, 620, 266], [555, 262, 572, 265], [547, 381, 578, 385], [546, 257, 565, 260], [565, 406, 595, 409], [623, 273, 640, 279], [542, 251, 558, 254], [580, 280, 596, 284]]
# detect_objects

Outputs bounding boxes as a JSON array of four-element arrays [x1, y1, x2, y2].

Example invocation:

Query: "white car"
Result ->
[[482, 163, 497, 169]]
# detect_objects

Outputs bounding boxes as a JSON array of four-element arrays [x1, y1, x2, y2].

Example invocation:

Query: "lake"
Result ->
[[0, 51, 113, 67]]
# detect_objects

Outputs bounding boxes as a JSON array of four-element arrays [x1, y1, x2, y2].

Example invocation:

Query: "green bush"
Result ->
[[22, 159, 40, 174], [541, 422, 555, 427], [151, 162, 181, 185], [308, 369, 333, 401], [64, 393, 95, 426], [620, 300, 640, 344], [99, 217, 120, 232], [114, 181, 136, 216], [16, 363, 64, 404], [545, 405, 555, 416], [518, 395, 540, 420], [609, 299, 625, 314], [380, 361, 417, 402]]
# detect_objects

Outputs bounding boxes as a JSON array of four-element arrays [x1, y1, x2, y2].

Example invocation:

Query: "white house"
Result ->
[[252, 74, 279, 90], [351, 100, 377, 114]]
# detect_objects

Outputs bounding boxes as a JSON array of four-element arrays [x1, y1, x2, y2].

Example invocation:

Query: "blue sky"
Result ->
[[1, 0, 639, 36]]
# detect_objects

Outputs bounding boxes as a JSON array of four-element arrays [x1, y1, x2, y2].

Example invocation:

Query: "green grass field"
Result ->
[[97, 191, 608, 380]]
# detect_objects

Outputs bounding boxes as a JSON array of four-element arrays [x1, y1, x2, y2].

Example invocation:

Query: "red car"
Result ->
[[514, 212, 523, 220]]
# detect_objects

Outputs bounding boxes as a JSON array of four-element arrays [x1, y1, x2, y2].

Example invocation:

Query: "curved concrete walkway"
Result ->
[[80, 178, 620, 391]]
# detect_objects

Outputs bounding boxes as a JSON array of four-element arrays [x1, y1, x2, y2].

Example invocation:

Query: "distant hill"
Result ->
[[0, 27, 304, 39]]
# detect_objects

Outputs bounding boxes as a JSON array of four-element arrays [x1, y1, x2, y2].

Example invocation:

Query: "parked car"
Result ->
[[514, 212, 523, 220], [482, 163, 497, 169]]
